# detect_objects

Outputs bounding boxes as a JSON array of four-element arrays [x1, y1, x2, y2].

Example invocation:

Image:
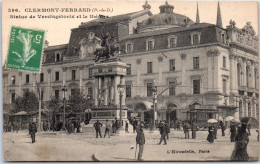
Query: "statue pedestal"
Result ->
[[83, 59, 129, 134]]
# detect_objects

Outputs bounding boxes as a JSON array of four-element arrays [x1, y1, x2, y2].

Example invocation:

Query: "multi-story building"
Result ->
[[3, 2, 259, 124]]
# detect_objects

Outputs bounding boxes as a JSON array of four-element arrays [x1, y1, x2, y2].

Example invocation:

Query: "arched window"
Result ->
[[237, 64, 242, 86], [167, 103, 177, 109], [254, 68, 258, 89], [246, 66, 250, 87]]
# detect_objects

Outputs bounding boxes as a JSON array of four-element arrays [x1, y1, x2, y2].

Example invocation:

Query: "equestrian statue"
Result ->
[[93, 31, 120, 62]]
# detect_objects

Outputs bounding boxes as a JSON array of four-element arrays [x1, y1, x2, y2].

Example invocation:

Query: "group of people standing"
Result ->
[[66, 119, 85, 134], [93, 118, 129, 138], [4, 122, 20, 133]]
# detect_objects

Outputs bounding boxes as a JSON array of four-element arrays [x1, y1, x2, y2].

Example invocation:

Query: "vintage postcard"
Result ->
[[2, 0, 259, 162]]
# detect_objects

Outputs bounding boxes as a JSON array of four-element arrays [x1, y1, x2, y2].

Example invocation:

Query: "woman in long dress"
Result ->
[[231, 123, 249, 161], [207, 124, 215, 143]]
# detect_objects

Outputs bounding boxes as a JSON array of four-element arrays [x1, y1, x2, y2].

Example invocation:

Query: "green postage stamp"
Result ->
[[5, 26, 45, 73]]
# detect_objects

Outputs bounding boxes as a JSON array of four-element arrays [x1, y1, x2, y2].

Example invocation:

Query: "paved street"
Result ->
[[3, 129, 259, 161]]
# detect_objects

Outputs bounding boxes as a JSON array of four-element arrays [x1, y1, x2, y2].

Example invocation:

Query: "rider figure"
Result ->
[[101, 32, 111, 55]]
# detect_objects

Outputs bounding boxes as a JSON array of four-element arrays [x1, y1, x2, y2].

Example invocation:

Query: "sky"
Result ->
[[2, 0, 258, 63]]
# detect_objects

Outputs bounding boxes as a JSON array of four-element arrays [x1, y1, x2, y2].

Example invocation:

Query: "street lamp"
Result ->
[[117, 83, 125, 129], [86, 94, 91, 120], [224, 94, 229, 116], [152, 86, 157, 127], [36, 82, 41, 132], [62, 86, 68, 130]]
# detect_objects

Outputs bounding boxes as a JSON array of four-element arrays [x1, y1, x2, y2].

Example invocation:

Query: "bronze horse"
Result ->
[[94, 43, 120, 62]]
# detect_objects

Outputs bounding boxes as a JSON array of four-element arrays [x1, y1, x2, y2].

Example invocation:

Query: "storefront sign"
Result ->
[[131, 113, 138, 117]]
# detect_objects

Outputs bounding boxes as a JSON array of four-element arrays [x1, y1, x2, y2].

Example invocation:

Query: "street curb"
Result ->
[[92, 154, 99, 161]]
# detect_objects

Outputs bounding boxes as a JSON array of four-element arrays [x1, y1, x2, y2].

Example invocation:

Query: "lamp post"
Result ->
[[36, 82, 41, 132], [152, 86, 157, 127], [224, 94, 229, 116], [86, 94, 91, 120], [117, 83, 125, 129], [62, 86, 68, 130]]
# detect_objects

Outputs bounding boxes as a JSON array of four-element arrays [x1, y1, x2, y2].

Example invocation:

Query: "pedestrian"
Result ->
[[29, 122, 37, 143], [76, 120, 80, 133], [3, 122, 7, 133], [112, 121, 116, 133], [93, 120, 103, 138], [11, 122, 15, 132], [67, 120, 71, 134], [214, 123, 218, 139], [69, 120, 74, 134], [165, 122, 170, 139], [104, 119, 111, 138], [136, 122, 145, 161], [74, 121, 77, 133], [16, 122, 19, 133], [191, 122, 198, 139], [230, 122, 237, 142], [220, 121, 226, 136], [115, 117, 119, 131], [158, 122, 167, 145], [176, 120, 181, 131], [133, 118, 138, 133], [79, 120, 85, 133], [125, 121, 129, 133], [170, 120, 174, 129], [207, 123, 215, 143], [183, 121, 190, 139], [230, 123, 249, 161], [256, 130, 259, 142], [247, 124, 251, 136]]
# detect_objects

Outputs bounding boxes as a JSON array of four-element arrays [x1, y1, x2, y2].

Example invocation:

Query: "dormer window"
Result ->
[[125, 42, 133, 53], [146, 38, 155, 51], [55, 52, 62, 62], [221, 32, 226, 44], [147, 18, 153, 25], [168, 35, 177, 48], [190, 32, 201, 45]]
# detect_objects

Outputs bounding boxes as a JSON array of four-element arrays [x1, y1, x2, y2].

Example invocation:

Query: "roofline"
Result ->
[[71, 10, 152, 31], [44, 44, 68, 51], [121, 23, 217, 41]]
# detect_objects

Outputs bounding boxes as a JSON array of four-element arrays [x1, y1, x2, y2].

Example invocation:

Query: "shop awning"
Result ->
[[217, 105, 237, 110], [190, 105, 217, 111], [134, 101, 153, 112], [13, 111, 27, 116]]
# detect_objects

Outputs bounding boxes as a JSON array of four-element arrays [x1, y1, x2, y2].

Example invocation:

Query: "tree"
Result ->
[[68, 88, 90, 112], [46, 97, 61, 112], [12, 90, 39, 114]]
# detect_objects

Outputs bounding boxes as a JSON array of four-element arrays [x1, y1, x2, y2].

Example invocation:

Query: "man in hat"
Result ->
[[158, 121, 167, 145], [93, 120, 103, 138], [183, 121, 190, 139], [165, 122, 170, 139], [125, 121, 129, 133], [191, 122, 198, 139], [136, 122, 145, 161], [133, 118, 138, 133], [230, 122, 237, 142], [220, 121, 226, 136], [104, 119, 111, 138], [29, 121, 37, 143]]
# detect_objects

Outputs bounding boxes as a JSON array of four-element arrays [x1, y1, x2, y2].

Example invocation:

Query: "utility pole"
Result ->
[[37, 82, 41, 132], [62, 86, 68, 130], [152, 82, 181, 128]]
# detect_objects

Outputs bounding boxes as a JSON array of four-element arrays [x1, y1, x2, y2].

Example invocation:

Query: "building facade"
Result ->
[[3, 2, 259, 124]]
